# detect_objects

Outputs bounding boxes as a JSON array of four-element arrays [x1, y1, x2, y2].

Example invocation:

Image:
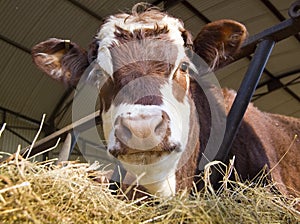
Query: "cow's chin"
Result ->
[[109, 142, 181, 165], [118, 150, 171, 165]]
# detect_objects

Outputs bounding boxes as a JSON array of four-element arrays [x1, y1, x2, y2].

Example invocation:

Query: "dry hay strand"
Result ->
[[0, 153, 299, 224]]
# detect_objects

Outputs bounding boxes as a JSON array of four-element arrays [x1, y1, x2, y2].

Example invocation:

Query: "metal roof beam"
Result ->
[[257, 68, 300, 88], [67, 0, 104, 22], [260, 0, 300, 42], [0, 34, 30, 54], [181, 0, 210, 23], [0, 106, 50, 128], [5, 127, 32, 144], [253, 82, 300, 102], [153, 0, 183, 10]]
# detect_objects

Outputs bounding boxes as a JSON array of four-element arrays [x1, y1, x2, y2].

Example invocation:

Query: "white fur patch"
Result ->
[[159, 82, 191, 151], [96, 14, 185, 49], [96, 47, 113, 78], [122, 151, 179, 196]]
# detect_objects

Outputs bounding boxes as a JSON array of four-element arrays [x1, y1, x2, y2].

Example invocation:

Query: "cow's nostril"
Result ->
[[154, 116, 167, 136], [119, 121, 132, 140]]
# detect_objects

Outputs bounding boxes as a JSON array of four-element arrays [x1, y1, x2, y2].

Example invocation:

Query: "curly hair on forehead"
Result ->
[[120, 2, 184, 26], [130, 2, 164, 17]]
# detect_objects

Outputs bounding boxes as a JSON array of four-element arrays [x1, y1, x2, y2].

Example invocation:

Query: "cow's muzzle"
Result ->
[[108, 110, 179, 159]]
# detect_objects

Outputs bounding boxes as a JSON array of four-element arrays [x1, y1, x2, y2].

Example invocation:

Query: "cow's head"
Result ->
[[32, 4, 247, 196]]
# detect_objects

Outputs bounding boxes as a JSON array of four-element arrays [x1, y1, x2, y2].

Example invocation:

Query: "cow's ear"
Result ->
[[181, 29, 193, 48], [32, 38, 89, 86], [193, 19, 248, 70], [88, 38, 99, 64]]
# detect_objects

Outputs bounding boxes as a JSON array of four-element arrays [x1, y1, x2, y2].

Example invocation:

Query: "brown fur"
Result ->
[[220, 89, 300, 196], [32, 38, 89, 86], [194, 19, 248, 69]]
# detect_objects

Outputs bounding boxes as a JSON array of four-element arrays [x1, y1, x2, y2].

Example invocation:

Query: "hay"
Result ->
[[0, 154, 299, 224]]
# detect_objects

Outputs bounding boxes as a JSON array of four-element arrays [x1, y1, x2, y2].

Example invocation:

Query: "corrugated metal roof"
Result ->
[[202, 0, 268, 22], [254, 89, 295, 111], [188, 0, 225, 12], [168, 2, 195, 21]]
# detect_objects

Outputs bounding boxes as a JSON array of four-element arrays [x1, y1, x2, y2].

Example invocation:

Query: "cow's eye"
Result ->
[[180, 62, 189, 72]]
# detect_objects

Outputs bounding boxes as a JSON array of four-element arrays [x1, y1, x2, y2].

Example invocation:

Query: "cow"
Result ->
[[31, 3, 300, 199]]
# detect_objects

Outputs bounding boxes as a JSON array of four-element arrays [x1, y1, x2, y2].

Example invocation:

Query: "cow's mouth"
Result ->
[[108, 142, 181, 165]]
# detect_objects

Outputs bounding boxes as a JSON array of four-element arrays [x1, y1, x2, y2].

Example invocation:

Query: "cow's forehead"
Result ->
[[96, 13, 185, 49], [92, 13, 188, 81]]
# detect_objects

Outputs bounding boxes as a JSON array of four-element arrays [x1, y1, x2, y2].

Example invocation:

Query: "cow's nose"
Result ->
[[115, 112, 168, 150]]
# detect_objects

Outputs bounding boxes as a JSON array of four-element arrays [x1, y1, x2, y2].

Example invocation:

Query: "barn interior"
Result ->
[[0, 0, 299, 162]]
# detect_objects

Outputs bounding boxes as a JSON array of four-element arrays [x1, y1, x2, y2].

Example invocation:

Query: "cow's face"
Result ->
[[89, 12, 198, 188], [31, 5, 247, 196]]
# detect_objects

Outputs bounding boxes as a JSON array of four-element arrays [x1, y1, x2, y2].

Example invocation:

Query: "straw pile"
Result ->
[[0, 121, 299, 223], [0, 152, 299, 224]]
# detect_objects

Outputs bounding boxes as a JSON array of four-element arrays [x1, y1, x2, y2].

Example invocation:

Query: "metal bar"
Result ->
[[57, 132, 72, 164], [220, 14, 300, 103], [209, 39, 275, 187], [70, 132, 79, 154], [6, 126, 38, 130], [260, 0, 300, 42], [2, 110, 6, 124], [6, 3, 299, 188], [246, 55, 300, 103], [233, 17, 300, 63]]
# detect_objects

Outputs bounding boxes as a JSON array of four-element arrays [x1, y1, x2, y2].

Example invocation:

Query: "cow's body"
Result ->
[[223, 89, 300, 195], [32, 4, 300, 198]]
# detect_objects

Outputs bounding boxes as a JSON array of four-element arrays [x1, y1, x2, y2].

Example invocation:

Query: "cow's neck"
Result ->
[[189, 80, 225, 190]]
